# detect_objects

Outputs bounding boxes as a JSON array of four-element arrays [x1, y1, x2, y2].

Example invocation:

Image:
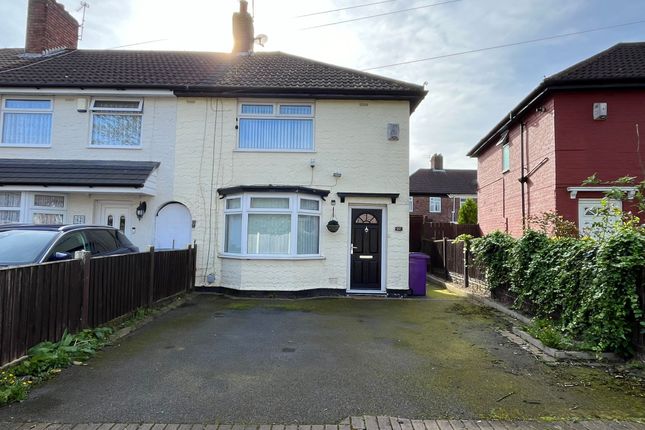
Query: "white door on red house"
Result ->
[[96, 201, 133, 238], [577, 199, 622, 236]]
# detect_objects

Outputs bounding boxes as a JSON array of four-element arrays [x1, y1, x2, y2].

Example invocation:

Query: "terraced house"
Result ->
[[0, 0, 426, 294]]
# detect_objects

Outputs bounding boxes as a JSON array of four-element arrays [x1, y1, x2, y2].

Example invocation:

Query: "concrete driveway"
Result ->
[[0, 289, 643, 424]]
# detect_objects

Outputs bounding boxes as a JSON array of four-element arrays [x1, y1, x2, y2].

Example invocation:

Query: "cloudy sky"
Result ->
[[2, 0, 645, 171]]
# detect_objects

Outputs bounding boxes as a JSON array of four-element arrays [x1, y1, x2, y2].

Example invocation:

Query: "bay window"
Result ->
[[1, 98, 52, 146], [238, 102, 314, 151], [90, 99, 143, 147], [223, 194, 321, 257]]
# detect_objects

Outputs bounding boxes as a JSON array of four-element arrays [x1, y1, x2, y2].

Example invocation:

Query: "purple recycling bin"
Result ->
[[409, 252, 430, 296]]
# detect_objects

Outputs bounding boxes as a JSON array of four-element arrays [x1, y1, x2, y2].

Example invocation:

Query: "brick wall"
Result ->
[[26, 0, 78, 53], [554, 90, 645, 223], [477, 97, 557, 236], [410, 196, 460, 222]]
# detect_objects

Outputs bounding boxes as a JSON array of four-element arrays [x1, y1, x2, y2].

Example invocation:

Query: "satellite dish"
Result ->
[[254, 34, 268, 47]]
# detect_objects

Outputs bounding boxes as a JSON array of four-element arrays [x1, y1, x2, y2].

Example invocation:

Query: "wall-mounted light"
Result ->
[[136, 201, 147, 220]]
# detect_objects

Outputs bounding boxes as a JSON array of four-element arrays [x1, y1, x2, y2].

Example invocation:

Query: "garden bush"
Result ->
[[471, 221, 645, 356]]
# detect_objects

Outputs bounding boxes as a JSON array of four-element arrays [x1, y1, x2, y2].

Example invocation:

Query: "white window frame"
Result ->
[[409, 196, 413, 213], [502, 143, 510, 172], [222, 193, 323, 259], [89, 98, 144, 149], [236, 100, 316, 153], [429, 197, 442, 213], [0, 97, 53, 147], [0, 192, 67, 225], [0, 191, 22, 224]]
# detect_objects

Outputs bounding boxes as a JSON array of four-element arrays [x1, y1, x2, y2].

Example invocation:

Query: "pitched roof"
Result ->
[[0, 49, 426, 109], [409, 168, 477, 196], [468, 42, 645, 156], [0, 159, 159, 187]]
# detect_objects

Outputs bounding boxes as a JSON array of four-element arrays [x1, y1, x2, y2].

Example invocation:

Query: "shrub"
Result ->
[[457, 198, 478, 224], [471, 231, 515, 291]]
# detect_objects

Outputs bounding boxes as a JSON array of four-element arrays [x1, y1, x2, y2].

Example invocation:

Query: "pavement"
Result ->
[[0, 289, 643, 426], [3, 415, 645, 429]]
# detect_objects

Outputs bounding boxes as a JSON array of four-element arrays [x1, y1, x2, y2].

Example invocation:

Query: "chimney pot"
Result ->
[[25, 0, 79, 54], [430, 153, 444, 170]]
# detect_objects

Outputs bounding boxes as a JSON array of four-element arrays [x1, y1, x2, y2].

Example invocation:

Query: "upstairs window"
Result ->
[[91, 99, 143, 147], [1, 99, 52, 146], [502, 143, 510, 172], [238, 102, 314, 151], [429, 197, 442, 213]]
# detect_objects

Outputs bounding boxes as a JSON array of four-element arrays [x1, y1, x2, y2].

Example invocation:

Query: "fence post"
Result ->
[[442, 237, 448, 279], [75, 250, 92, 329], [147, 245, 155, 307], [186, 245, 193, 293], [463, 242, 470, 289]]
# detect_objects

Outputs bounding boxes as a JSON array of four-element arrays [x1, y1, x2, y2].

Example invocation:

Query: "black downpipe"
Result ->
[[520, 123, 526, 230]]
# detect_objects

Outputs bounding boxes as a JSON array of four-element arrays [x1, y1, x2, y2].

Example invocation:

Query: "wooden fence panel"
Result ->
[[88, 253, 150, 327], [0, 260, 83, 366], [153, 249, 191, 301], [422, 222, 482, 240], [409, 215, 423, 252]]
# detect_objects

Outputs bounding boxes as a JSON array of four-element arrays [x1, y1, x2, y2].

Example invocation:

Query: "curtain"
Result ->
[[241, 104, 273, 115], [250, 197, 289, 209], [32, 213, 64, 224], [0, 210, 20, 224], [33, 194, 64, 208], [0, 192, 21, 207], [297, 215, 319, 255], [2, 113, 52, 145], [247, 214, 290, 254], [91, 114, 142, 146], [225, 214, 242, 253], [239, 118, 313, 150], [300, 199, 319, 211], [279, 105, 312, 115]]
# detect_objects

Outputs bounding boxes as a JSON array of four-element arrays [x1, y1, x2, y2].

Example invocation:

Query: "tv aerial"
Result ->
[[254, 34, 268, 47], [77, 1, 90, 41]]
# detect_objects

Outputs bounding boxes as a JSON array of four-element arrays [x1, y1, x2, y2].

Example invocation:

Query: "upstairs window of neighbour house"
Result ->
[[224, 194, 321, 257], [1, 99, 52, 145], [238, 102, 314, 151], [429, 197, 442, 213], [502, 143, 510, 172], [91, 99, 143, 147]]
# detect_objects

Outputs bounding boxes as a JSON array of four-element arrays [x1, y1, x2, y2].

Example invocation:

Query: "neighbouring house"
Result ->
[[0, 0, 426, 294], [409, 154, 477, 222], [468, 42, 645, 236]]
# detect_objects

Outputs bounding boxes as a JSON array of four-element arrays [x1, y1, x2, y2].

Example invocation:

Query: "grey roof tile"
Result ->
[[409, 169, 477, 196], [0, 159, 159, 187]]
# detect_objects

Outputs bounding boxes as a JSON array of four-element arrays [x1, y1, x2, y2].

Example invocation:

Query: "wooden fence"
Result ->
[[422, 238, 485, 288], [422, 222, 482, 240], [0, 246, 196, 367]]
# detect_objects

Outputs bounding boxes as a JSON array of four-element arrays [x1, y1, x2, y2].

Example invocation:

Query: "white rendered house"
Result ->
[[0, 0, 426, 295]]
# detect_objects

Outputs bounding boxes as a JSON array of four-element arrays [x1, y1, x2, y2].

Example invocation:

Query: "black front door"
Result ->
[[350, 208, 382, 290]]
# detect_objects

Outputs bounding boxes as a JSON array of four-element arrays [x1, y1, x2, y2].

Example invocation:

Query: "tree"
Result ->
[[457, 198, 477, 224]]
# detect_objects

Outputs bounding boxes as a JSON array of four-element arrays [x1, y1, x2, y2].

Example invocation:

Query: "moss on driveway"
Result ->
[[0, 288, 642, 424]]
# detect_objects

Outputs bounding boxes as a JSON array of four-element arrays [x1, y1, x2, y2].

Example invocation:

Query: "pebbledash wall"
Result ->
[[173, 98, 411, 292], [0, 91, 178, 250]]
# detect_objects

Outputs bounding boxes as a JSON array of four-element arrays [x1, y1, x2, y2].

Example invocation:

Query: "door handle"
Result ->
[[351, 243, 358, 254]]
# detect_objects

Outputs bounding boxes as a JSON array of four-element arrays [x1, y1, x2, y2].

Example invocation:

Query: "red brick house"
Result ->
[[468, 43, 645, 236], [409, 154, 477, 222]]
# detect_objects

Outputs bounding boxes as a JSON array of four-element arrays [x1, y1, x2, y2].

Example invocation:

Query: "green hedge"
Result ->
[[471, 225, 645, 356]]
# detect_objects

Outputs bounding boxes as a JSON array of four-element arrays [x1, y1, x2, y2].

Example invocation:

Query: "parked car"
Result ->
[[0, 224, 139, 267]]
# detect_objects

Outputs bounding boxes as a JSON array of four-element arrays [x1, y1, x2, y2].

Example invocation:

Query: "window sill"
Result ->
[[0, 144, 51, 148], [502, 168, 510, 174], [87, 145, 143, 150], [219, 253, 325, 261], [234, 148, 316, 153]]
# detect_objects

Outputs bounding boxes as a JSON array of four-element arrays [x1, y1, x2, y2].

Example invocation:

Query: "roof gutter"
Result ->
[[467, 81, 645, 157]]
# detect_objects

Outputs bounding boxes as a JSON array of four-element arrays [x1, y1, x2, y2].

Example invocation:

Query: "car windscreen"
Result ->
[[0, 229, 58, 265]]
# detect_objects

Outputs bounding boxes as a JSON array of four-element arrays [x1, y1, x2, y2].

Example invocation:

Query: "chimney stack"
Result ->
[[430, 153, 444, 170], [25, 0, 79, 55], [232, 0, 254, 54]]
